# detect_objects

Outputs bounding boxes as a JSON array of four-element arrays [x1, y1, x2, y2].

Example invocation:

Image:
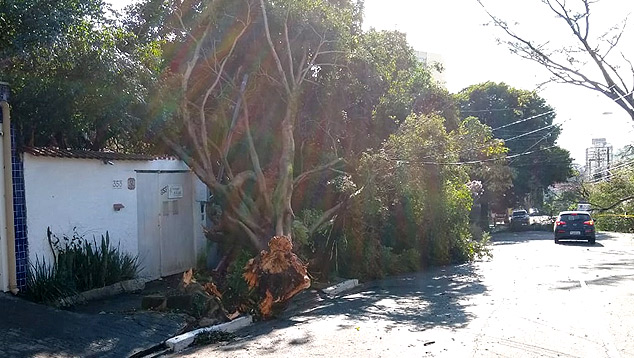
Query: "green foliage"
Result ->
[[291, 209, 332, 261], [594, 214, 634, 233], [0, 0, 103, 62], [3, 0, 160, 151], [381, 247, 421, 276], [337, 114, 491, 280], [25, 228, 139, 304], [543, 182, 584, 216], [25, 256, 76, 304], [588, 166, 634, 233], [456, 82, 573, 208], [221, 250, 256, 313]]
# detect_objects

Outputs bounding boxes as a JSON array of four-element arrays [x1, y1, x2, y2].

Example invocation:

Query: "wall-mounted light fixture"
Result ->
[[113, 203, 125, 211]]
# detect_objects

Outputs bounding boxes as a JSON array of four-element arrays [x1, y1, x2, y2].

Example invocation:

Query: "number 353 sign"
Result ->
[[113, 178, 136, 190]]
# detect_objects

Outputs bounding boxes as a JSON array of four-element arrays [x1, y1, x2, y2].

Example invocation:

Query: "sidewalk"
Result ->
[[0, 293, 186, 358]]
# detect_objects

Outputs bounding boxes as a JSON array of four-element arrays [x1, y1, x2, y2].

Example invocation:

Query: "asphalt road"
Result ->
[[170, 231, 634, 358]]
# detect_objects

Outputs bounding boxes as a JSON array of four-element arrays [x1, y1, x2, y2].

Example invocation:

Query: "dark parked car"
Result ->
[[510, 209, 530, 231], [554, 211, 596, 244]]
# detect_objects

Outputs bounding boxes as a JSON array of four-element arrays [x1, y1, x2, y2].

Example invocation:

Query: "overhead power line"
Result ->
[[586, 159, 634, 184], [500, 122, 560, 143], [389, 145, 557, 166], [491, 110, 555, 131], [509, 118, 572, 165], [487, 88, 634, 133], [461, 108, 520, 113]]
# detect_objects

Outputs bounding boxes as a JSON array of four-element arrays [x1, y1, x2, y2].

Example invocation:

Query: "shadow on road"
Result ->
[[491, 230, 554, 245], [323, 264, 485, 331], [197, 264, 487, 354], [556, 241, 604, 247], [491, 230, 616, 246]]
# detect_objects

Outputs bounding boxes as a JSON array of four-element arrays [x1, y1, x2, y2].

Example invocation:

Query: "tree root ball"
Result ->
[[243, 236, 311, 317]]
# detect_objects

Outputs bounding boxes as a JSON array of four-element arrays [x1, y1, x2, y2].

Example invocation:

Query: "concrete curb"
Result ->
[[162, 279, 360, 353], [322, 279, 359, 297], [165, 315, 253, 353], [54, 278, 145, 308]]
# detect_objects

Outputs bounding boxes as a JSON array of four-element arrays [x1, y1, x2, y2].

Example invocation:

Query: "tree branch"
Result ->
[[283, 10, 296, 84], [200, 3, 252, 166], [591, 195, 634, 213], [227, 215, 265, 251], [307, 185, 365, 237], [479, 0, 634, 120], [259, 0, 291, 94], [180, 21, 214, 173], [160, 134, 217, 190], [241, 91, 273, 215], [293, 158, 343, 187]]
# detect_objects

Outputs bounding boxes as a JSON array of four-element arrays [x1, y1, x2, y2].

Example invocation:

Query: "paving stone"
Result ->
[[142, 294, 167, 310], [0, 293, 185, 358]]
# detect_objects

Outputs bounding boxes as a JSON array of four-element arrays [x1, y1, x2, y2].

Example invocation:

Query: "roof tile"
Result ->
[[23, 147, 175, 161]]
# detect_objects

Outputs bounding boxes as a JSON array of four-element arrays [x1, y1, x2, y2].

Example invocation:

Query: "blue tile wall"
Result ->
[[0, 110, 28, 289], [11, 127, 28, 289]]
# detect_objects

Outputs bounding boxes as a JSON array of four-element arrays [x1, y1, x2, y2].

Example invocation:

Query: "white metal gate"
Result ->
[[137, 171, 195, 279]]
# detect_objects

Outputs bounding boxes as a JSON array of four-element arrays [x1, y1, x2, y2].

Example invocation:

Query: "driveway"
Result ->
[[170, 231, 634, 357], [0, 290, 186, 357]]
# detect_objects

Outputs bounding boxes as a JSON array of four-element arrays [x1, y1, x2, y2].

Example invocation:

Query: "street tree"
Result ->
[[299, 29, 451, 160], [338, 113, 497, 280], [588, 166, 634, 232], [478, 0, 634, 120], [451, 117, 512, 227], [0, 0, 103, 68], [153, 0, 356, 250], [456, 82, 573, 208], [2, 0, 159, 151], [285, 27, 466, 277], [144, 0, 361, 315]]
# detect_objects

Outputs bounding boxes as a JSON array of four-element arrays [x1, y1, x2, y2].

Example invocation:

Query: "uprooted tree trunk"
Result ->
[[243, 236, 310, 317], [159, 0, 350, 316]]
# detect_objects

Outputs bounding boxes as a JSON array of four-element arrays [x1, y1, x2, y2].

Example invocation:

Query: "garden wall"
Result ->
[[22, 149, 209, 280]]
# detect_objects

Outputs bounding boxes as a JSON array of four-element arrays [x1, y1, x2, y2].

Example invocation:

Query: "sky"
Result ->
[[361, 0, 634, 164], [109, 0, 634, 164]]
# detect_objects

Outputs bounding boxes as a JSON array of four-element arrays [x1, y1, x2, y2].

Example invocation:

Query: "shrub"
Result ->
[[25, 228, 139, 304], [220, 250, 257, 313], [26, 256, 76, 304]]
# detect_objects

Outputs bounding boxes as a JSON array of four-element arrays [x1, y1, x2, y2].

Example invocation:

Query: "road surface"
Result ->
[[170, 231, 634, 357]]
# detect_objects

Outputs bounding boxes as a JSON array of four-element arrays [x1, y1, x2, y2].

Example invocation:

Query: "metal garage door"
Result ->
[[136, 171, 195, 279]]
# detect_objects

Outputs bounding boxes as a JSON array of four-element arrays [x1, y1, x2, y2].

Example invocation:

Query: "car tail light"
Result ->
[[584, 220, 594, 226], [556, 221, 566, 226]]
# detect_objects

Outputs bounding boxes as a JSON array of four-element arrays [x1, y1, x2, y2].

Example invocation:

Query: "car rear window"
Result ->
[[512, 211, 527, 216], [560, 214, 591, 221]]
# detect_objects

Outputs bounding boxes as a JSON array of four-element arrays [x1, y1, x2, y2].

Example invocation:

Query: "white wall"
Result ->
[[23, 154, 198, 267]]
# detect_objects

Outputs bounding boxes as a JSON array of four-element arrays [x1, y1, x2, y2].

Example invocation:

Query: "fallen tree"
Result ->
[[150, 0, 359, 313]]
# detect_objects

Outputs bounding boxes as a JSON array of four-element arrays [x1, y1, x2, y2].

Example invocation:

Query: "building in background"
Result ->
[[585, 138, 613, 181], [415, 51, 446, 86]]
